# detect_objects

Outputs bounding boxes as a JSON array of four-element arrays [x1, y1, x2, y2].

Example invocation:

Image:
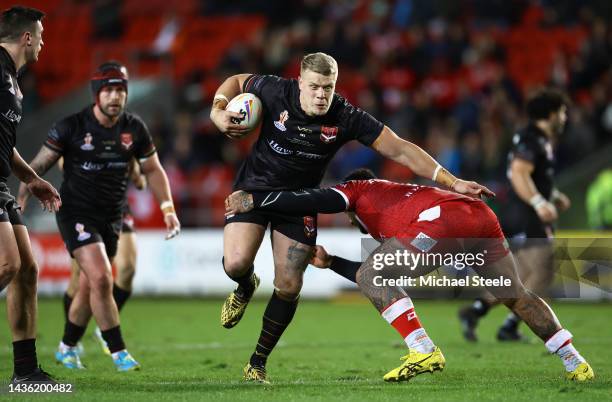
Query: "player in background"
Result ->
[[0, 5, 60, 385], [459, 89, 571, 342], [18, 61, 180, 372], [59, 157, 146, 355], [210, 52, 493, 382], [225, 168, 594, 382]]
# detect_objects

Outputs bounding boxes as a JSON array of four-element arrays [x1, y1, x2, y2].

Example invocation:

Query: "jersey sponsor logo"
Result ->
[[295, 150, 326, 160], [121, 133, 133, 150], [410, 232, 437, 252], [1, 108, 21, 123], [304, 216, 316, 238], [320, 126, 338, 143], [75, 223, 91, 241], [81, 161, 104, 171], [274, 110, 289, 132], [268, 140, 293, 155], [80, 133, 95, 151]]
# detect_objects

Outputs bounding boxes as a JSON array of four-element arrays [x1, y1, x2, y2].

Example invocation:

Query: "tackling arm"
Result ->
[[225, 188, 348, 217]]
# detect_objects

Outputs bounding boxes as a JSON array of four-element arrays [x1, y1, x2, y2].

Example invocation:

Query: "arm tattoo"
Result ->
[[29, 146, 61, 176]]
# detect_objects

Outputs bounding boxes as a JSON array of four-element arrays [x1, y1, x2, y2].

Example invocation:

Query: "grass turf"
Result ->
[[0, 298, 610, 401]]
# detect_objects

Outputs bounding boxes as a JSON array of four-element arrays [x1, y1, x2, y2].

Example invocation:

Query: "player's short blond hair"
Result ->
[[301, 52, 338, 77]]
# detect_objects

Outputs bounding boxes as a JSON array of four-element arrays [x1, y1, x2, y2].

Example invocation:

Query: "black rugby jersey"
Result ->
[[0, 47, 23, 183], [502, 123, 555, 236], [234, 75, 384, 191], [44, 106, 156, 218]]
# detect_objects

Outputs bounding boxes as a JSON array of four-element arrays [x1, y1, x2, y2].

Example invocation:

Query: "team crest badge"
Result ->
[[75, 223, 91, 241], [303, 216, 316, 238], [80, 133, 95, 151], [274, 110, 289, 132], [320, 126, 338, 143], [121, 133, 133, 150]]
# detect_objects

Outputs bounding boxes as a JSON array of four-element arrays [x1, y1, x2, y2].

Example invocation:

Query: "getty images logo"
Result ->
[[2, 109, 21, 124]]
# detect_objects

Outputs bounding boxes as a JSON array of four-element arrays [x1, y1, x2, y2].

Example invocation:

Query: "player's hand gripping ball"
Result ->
[[225, 93, 262, 136]]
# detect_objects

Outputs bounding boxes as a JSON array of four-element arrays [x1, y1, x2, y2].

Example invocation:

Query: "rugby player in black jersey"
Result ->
[[210, 52, 494, 383], [55, 157, 146, 355], [18, 61, 180, 372], [0, 6, 60, 385], [459, 89, 572, 342]]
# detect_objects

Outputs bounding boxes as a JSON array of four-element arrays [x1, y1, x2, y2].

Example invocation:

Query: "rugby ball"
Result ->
[[225, 93, 262, 132]]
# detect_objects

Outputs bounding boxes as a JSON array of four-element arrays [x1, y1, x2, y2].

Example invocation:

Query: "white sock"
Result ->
[[111, 349, 127, 359], [556, 343, 586, 372], [406, 328, 436, 354], [59, 341, 75, 352]]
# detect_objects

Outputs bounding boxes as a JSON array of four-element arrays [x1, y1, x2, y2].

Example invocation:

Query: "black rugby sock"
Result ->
[[112, 284, 132, 312], [251, 291, 299, 365], [501, 312, 522, 331], [223, 258, 256, 298], [62, 320, 86, 347], [471, 298, 491, 317], [13, 339, 37, 377], [101, 326, 126, 354], [63, 292, 73, 322]]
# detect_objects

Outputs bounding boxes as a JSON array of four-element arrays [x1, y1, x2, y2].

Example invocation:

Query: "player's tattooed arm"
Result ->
[[225, 188, 346, 217], [14, 147, 62, 212], [28, 145, 62, 176]]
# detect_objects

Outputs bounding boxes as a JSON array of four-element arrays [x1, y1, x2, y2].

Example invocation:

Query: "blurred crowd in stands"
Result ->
[[17, 0, 612, 227]]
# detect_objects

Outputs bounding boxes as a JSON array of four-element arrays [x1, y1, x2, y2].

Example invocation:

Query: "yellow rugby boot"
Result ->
[[220, 273, 260, 328], [566, 362, 594, 382], [383, 346, 445, 382], [243, 362, 270, 384]]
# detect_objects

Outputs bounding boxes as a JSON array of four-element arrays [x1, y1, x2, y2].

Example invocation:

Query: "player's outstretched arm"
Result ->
[[210, 73, 252, 138], [371, 126, 495, 198], [310, 245, 360, 283], [140, 153, 181, 239], [13, 147, 61, 212], [225, 188, 347, 217]]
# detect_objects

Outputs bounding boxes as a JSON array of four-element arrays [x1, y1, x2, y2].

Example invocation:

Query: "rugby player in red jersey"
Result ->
[[225, 168, 594, 382]]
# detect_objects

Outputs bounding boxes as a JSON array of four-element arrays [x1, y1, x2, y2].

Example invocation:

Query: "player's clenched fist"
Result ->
[[224, 190, 255, 217]]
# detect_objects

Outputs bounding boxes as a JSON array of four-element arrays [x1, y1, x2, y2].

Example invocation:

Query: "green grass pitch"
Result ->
[[1, 298, 610, 401]]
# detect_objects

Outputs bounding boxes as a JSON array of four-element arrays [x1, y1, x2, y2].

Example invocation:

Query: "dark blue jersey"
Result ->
[[234, 75, 384, 191]]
